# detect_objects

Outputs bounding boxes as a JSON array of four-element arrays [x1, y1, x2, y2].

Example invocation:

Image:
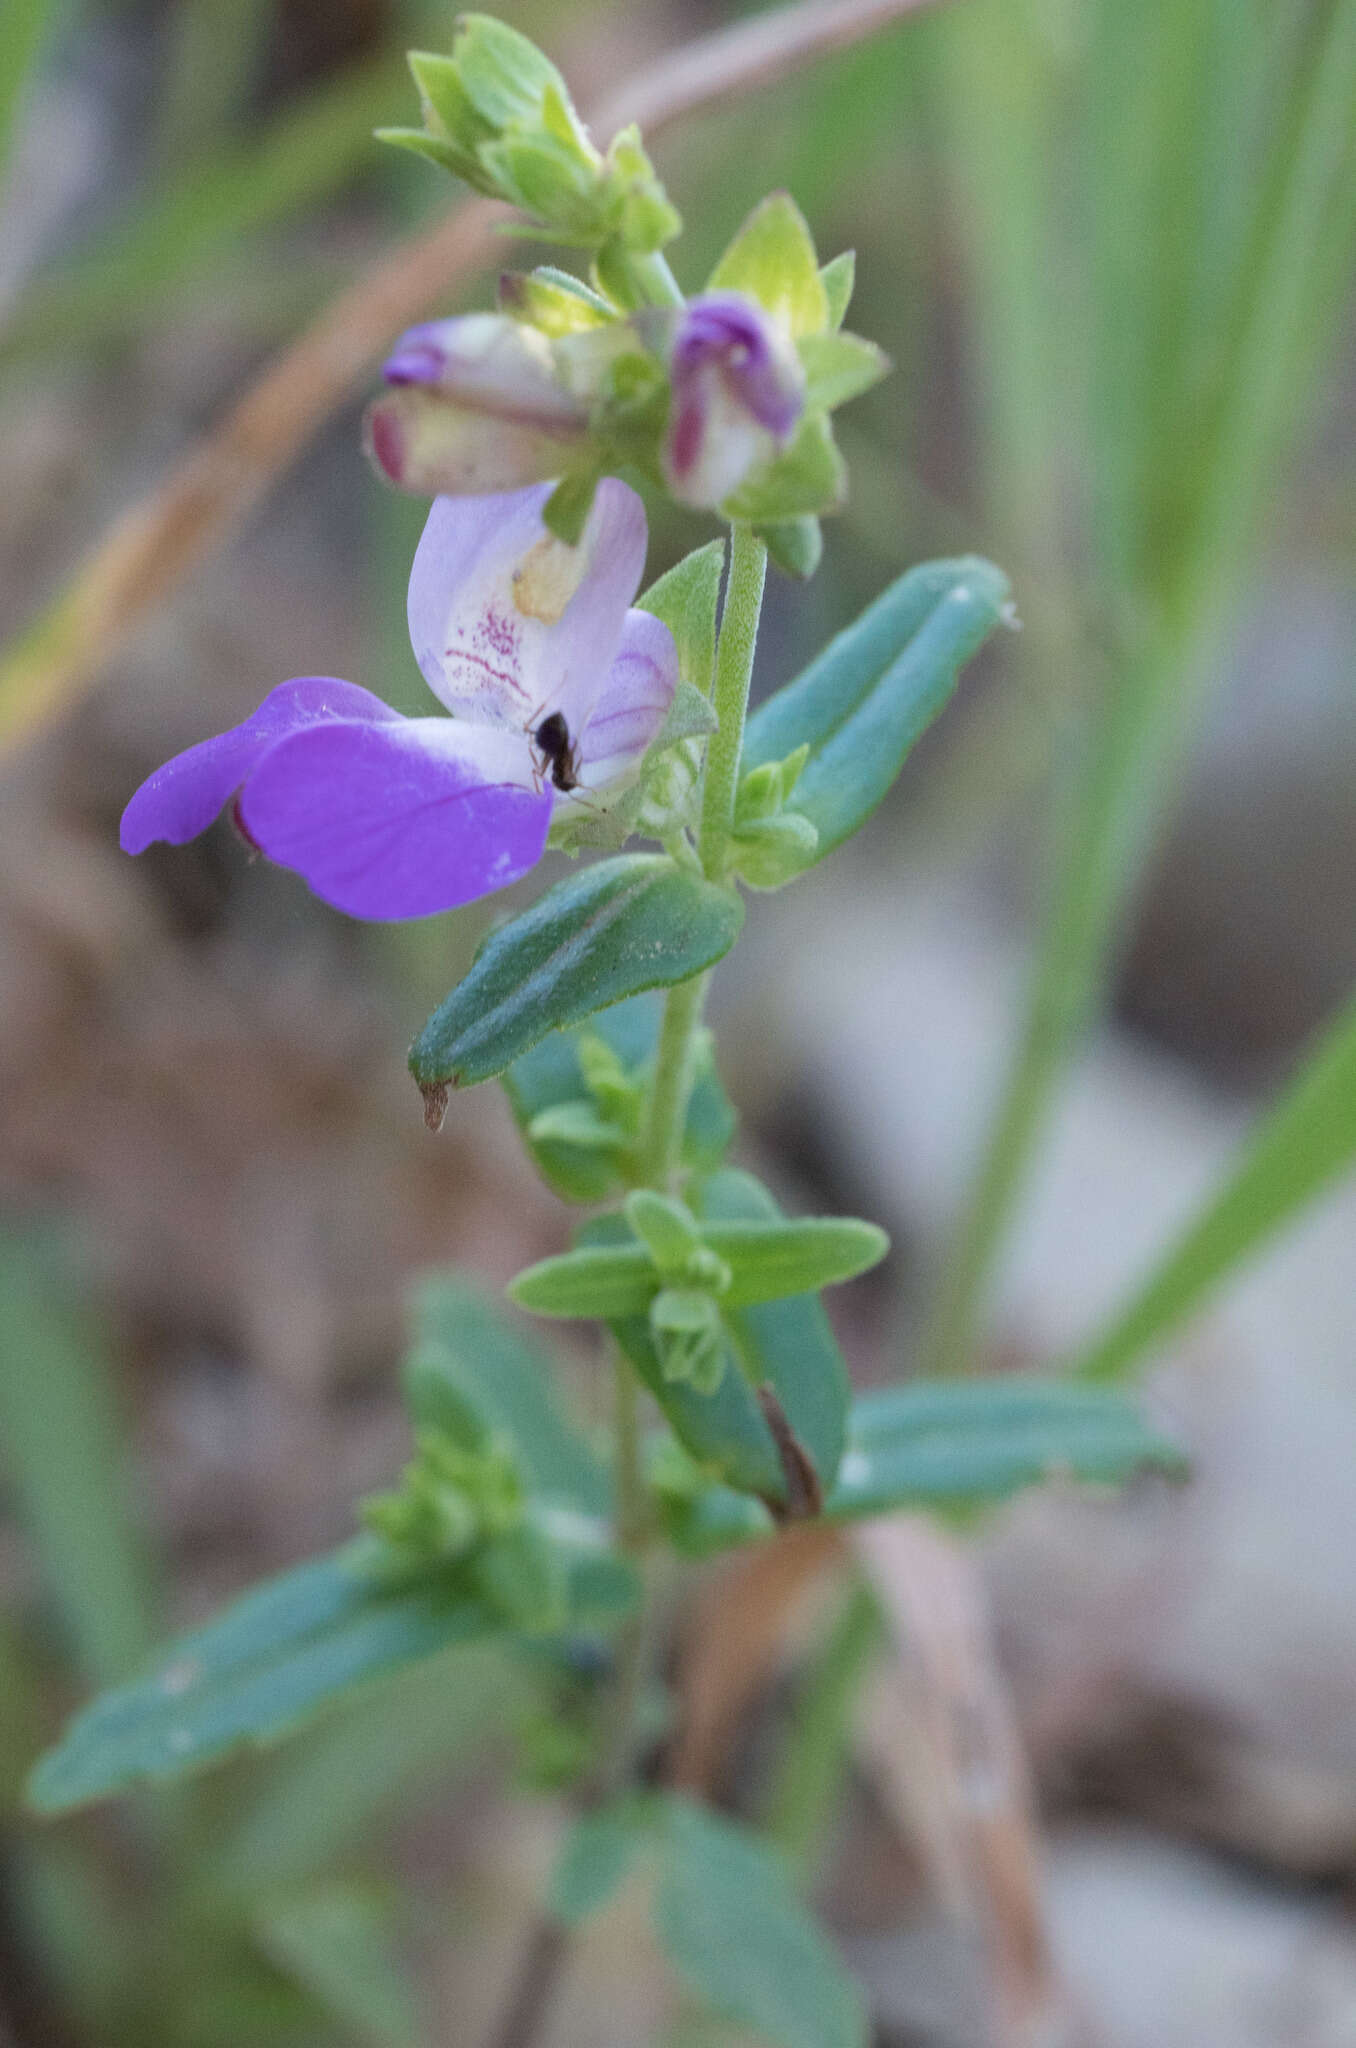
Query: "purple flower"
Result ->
[[366, 313, 595, 497], [664, 292, 805, 509], [120, 481, 677, 920]]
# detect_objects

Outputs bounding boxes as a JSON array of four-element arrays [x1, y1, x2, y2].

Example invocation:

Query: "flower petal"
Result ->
[[665, 293, 805, 510], [120, 677, 399, 854], [576, 608, 678, 794], [406, 478, 648, 739], [365, 391, 579, 500], [382, 315, 586, 429], [236, 717, 551, 920]]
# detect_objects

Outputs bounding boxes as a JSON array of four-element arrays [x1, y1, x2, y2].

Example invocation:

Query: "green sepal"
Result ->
[[722, 414, 846, 523], [707, 191, 828, 337], [602, 125, 682, 253], [649, 1288, 726, 1393], [373, 124, 485, 186], [741, 556, 1011, 866], [409, 856, 743, 1101], [638, 541, 725, 697], [577, 1170, 852, 1506], [509, 1212, 887, 1319], [818, 250, 855, 330], [760, 516, 823, 580], [662, 1378, 1189, 1555], [797, 330, 889, 411], [499, 265, 614, 334], [499, 992, 736, 1205], [729, 812, 821, 890], [452, 15, 590, 154], [734, 744, 810, 825]]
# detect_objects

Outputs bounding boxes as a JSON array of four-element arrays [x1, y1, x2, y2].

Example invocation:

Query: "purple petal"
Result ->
[[406, 479, 647, 740], [672, 293, 803, 438], [381, 315, 585, 430], [236, 717, 551, 920], [576, 608, 678, 793], [120, 678, 399, 854]]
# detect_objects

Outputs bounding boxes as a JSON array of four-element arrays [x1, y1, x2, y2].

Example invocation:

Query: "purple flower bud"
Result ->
[[664, 292, 805, 509], [380, 314, 587, 430]]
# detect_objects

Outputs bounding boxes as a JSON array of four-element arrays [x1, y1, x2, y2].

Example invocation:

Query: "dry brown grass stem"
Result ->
[[0, 0, 952, 757]]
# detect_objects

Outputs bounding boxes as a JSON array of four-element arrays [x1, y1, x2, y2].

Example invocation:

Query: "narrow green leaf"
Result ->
[[407, 1277, 611, 1517], [256, 1885, 423, 2048], [742, 557, 1010, 865], [549, 1796, 650, 1925], [654, 1796, 867, 2048], [707, 193, 829, 337], [0, 1238, 154, 1689], [639, 542, 726, 698], [1074, 989, 1356, 1382], [667, 1378, 1187, 1554], [510, 1215, 887, 1319], [410, 857, 743, 1095], [27, 1531, 635, 1811], [1, 0, 66, 189]]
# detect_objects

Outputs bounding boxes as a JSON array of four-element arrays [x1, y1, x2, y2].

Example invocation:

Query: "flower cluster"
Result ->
[[121, 21, 886, 922]]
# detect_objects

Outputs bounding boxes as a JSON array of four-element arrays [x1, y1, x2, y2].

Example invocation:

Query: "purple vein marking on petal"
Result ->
[[236, 717, 551, 921], [119, 677, 399, 854], [408, 486, 554, 716]]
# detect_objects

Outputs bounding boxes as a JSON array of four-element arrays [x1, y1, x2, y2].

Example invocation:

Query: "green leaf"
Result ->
[[742, 557, 1010, 866], [27, 1531, 635, 1811], [409, 857, 743, 1097], [707, 193, 829, 337], [639, 541, 726, 698], [207, 1648, 520, 1896], [722, 413, 847, 523], [255, 1885, 423, 2048], [451, 14, 577, 139], [510, 1214, 888, 1319], [653, 1796, 867, 2048], [407, 1276, 611, 1518], [796, 331, 890, 411], [0, 1238, 154, 1689], [1073, 988, 1356, 1382], [581, 1171, 852, 1504], [665, 1378, 1188, 1554], [502, 992, 736, 1204], [818, 251, 856, 330], [549, 1797, 650, 1925]]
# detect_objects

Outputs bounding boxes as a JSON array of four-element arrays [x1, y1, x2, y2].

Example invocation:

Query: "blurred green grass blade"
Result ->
[[0, 50, 406, 359], [0, 0, 63, 190], [764, 1581, 882, 1882], [205, 1646, 519, 1896], [1174, 0, 1356, 629], [0, 1238, 154, 1689], [256, 1885, 424, 2048], [1074, 990, 1356, 1383], [156, 0, 274, 167]]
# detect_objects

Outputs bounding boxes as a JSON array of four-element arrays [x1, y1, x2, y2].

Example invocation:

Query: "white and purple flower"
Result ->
[[664, 292, 804, 509], [120, 480, 676, 920]]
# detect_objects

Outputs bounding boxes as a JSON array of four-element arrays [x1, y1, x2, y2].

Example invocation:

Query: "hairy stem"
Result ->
[[637, 970, 709, 1189]]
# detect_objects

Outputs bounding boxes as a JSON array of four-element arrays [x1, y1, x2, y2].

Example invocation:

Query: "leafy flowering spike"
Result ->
[[120, 483, 676, 920], [664, 293, 805, 509]]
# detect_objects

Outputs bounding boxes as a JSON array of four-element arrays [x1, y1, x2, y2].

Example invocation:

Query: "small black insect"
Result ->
[[531, 710, 581, 794]]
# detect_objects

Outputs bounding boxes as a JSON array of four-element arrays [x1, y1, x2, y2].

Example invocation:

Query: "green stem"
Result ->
[[637, 969, 710, 1189], [627, 247, 686, 307]]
